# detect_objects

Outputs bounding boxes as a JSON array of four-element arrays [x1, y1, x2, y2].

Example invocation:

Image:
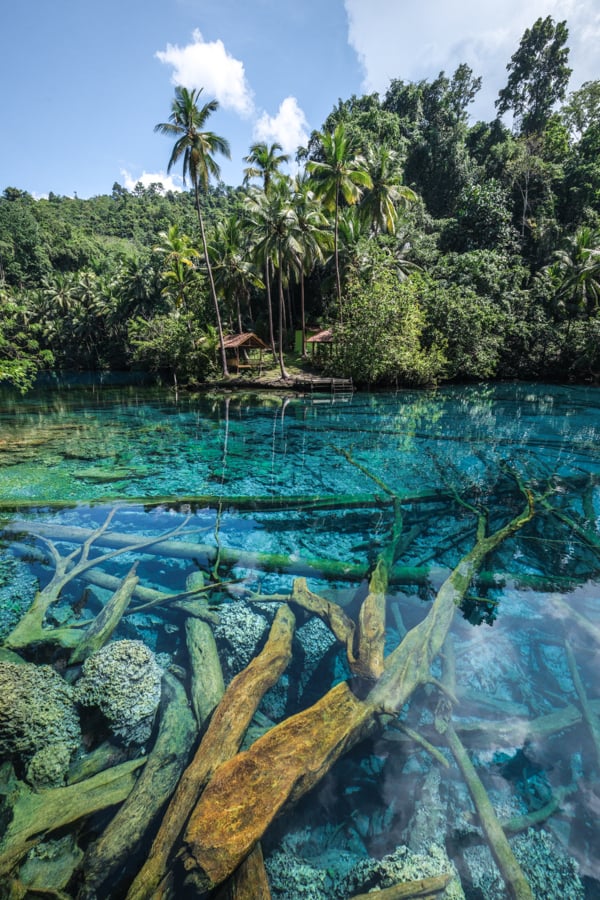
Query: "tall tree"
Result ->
[[208, 214, 263, 332], [550, 226, 600, 317], [155, 86, 231, 376], [242, 142, 290, 357], [562, 80, 600, 139], [244, 179, 301, 378], [496, 16, 572, 135], [292, 175, 332, 354], [306, 123, 372, 321], [153, 224, 200, 310], [243, 142, 290, 193], [359, 146, 416, 235]]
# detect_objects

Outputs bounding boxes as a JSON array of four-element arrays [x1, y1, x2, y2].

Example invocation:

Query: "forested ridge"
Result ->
[[1, 15, 599, 391]]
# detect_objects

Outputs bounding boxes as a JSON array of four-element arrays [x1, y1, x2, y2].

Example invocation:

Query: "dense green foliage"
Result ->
[[1, 16, 599, 390]]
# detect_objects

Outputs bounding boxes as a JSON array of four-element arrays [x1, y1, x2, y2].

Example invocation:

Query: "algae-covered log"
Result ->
[[78, 673, 196, 898], [178, 497, 534, 894], [445, 723, 533, 900], [4, 514, 193, 653], [349, 872, 452, 898], [0, 758, 144, 878], [126, 604, 296, 900]]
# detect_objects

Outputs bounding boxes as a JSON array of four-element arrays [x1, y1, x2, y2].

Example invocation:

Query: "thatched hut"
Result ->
[[222, 333, 271, 373]]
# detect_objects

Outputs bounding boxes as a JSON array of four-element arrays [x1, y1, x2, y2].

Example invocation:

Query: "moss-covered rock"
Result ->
[[75, 640, 162, 746], [0, 661, 81, 786]]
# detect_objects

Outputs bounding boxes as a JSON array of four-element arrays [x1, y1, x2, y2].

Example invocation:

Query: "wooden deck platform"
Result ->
[[291, 376, 354, 394]]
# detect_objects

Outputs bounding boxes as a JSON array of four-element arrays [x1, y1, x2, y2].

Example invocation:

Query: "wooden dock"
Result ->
[[291, 376, 354, 396]]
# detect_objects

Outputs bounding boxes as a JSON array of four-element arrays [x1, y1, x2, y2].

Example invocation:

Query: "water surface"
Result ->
[[0, 383, 598, 898]]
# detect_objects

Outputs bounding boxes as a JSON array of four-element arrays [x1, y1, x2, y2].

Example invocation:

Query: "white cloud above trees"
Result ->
[[156, 29, 255, 117], [120, 169, 183, 193], [253, 97, 310, 158]]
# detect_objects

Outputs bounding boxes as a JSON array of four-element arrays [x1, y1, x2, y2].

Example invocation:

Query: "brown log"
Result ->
[[126, 603, 296, 900], [350, 872, 452, 898], [211, 845, 272, 900]]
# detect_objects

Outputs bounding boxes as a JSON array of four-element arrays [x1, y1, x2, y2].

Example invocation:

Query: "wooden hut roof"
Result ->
[[222, 332, 270, 350], [306, 328, 334, 344]]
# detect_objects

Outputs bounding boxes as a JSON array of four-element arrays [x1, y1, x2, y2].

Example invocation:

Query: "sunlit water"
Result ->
[[0, 382, 599, 898]]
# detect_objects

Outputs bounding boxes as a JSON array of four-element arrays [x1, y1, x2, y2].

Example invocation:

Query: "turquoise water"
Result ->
[[0, 383, 599, 898]]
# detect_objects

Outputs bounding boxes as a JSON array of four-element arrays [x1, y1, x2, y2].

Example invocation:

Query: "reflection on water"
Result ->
[[0, 382, 599, 898]]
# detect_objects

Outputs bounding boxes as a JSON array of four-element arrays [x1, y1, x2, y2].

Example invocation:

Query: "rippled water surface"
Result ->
[[0, 382, 599, 899]]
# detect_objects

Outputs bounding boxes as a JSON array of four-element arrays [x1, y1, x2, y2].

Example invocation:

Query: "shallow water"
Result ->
[[0, 382, 599, 898]]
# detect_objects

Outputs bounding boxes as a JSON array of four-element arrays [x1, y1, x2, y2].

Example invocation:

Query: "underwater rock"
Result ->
[[265, 848, 331, 899], [26, 742, 73, 791], [462, 828, 584, 899], [296, 615, 337, 694], [0, 661, 81, 785], [75, 640, 162, 746], [339, 843, 464, 900], [214, 598, 275, 681]]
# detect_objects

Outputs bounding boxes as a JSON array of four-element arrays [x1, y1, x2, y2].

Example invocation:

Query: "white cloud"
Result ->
[[253, 97, 310, 158], [156, 29, 254, 117], [120, 169, 183, 193], [343, 0, 600, 122]]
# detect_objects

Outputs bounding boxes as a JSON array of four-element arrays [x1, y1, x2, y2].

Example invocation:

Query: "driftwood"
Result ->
[[212, 845, 272, 900], [78, 673, 196, 898], [349, 872, 452, 899], [5, 541, 219, 623], [3, 520, 566, 591], [126, 604, 296, 900], [565, 638, 600, 766], [438, 635, 533, 900], [4, 513, 194, 653], [456, 697, 600, 746], [445, 724, 533, 900], [185, 572, 225, 729], [175, 496, 533, 894], [0, 758, 145, 878]]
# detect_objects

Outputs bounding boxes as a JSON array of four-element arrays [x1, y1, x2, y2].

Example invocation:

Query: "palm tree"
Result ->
[[243, 141, 290, 193], [209, 215, 263, 332], [551, 226, 600, 316], [153, 224, 200, 310], [306, 123, 372, 322], [155, 86, 231, 376], [243, 142, 290, 359], [244, 179, 301, 378], [359, 146, 416, 235], [292, 175, 333, 355]]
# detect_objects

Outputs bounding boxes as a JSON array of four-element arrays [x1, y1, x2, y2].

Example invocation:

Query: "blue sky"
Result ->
[[1, 0, 598, 198]]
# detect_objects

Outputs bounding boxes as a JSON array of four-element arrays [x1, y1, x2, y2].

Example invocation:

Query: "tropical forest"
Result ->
[[0, 16, 600, 900], [1, 16, 599, 392]]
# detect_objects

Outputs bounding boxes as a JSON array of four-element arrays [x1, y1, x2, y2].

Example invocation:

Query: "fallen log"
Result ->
[[78, 673, 196, 898], [3, 522, 567, 591], [350, 872, 452, 899], [177, 497, 534, 894], [455, 698, 600, 747], [126, 603, 296, 900], [0, 758, 145, 879], [445, 723, 533, 900]]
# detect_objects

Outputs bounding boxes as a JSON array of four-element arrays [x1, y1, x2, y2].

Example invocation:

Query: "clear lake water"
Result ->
[[0, 380, 599, 899]]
